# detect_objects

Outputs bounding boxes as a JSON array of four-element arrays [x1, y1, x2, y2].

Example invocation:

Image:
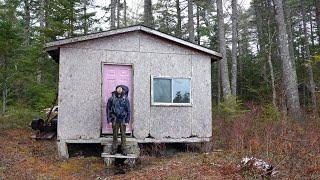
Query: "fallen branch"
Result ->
[[280, 137, 308, 142], [211, 149, 223, 152]]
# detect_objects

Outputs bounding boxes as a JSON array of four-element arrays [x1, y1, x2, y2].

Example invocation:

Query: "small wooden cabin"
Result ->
[[45, 25, 222, 158]]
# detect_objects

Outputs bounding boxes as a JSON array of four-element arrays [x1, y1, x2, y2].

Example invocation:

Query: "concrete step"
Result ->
[[100, 138, 137, 145], [102, 153, 138, 166], [101, 153, 138, 159], [102, 143, 140, 156]]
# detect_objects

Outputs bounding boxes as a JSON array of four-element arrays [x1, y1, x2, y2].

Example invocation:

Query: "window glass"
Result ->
[[153, 78, 172, 103], [172, 79, 190, 103]]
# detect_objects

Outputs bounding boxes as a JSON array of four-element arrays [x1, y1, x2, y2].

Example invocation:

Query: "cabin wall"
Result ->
[[191, 55, 212, 137], [149, 53, 192, 139], [58, 31, 212, 140], [58, 48, 104, 140]]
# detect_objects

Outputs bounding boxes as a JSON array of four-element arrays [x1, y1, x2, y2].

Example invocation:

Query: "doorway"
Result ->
[[102, 64, 133, 134]]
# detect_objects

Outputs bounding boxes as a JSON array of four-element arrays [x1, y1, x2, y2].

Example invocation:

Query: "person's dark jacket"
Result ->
[[106, 85, 131, 124]]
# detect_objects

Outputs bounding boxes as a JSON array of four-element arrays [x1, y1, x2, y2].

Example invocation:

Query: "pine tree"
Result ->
[[274, 0, 302, 121], [300, 0, 318, 117], [231, 0, 238, 96], [216, 0, 231, 98], [0, 1, 23, 115], [188, 0, 195, 42], [144, 0, 153, 27]]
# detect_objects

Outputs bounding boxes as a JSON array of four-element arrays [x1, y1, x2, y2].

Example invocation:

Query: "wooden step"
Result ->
[[101, 153, 138, 159], [31, 132, 56, 140]]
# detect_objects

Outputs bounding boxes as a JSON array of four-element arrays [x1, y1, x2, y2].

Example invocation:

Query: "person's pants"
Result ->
[[112, 121, 126, 151]]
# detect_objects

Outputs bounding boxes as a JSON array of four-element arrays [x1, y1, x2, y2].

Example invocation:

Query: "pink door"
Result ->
[[102, 64, 133, 134]]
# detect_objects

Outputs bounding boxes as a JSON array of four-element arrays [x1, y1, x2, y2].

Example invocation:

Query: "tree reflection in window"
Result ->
[[172, 79, 190, 103]]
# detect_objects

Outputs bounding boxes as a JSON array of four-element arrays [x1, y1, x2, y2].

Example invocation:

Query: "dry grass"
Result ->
[[1, 104, 320, 179], [0, 128, 238, 179], [213, 103, 320, 179]]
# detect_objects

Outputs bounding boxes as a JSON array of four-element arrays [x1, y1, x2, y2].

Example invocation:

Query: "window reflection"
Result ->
[[153, 78, 172, 103], [172, 79, 190, 103], [153, 77, 191, 104]]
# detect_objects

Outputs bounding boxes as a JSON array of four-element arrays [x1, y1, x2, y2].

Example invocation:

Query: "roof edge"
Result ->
[[44, 25, 222, 59], [44, 25, 141, 50], [139, 26, 222, 58]]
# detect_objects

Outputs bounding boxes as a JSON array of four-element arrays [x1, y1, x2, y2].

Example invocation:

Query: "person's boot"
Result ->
[[121, 146, 127, 156], [110, 145, 117, 155]]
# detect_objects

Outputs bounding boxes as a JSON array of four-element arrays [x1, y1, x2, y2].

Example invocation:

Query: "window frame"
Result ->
[[151, 75, 192, 106]]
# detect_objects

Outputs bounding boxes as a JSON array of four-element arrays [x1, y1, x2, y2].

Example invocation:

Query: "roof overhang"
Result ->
[[44, 25, 222, 63]]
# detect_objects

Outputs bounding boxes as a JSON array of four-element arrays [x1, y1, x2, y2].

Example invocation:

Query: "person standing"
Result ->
[[106, 85, 131, 155]]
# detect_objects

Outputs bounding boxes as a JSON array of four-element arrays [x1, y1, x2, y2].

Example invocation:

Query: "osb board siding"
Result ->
[[61, 32, 203, 56], [191, 55, 212, 137], [58, 31, 212, 140], [62, 31, 140, 52], [139, 32, 208, 56], [104, 51, 200, 139], [150, 53, 192, 76], [150, 106, 192, 139], [45, 25, 221, 59], [149, 53, 192, 139], [58, 48, 104, 140]]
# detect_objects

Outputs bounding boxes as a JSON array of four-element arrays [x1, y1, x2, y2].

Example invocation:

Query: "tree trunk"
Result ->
[[217, 63, 221, 104], [200, 8, 209, 27], [2, 81, 7, 116], [274, 0, 302, 121], [283, 0, 296, 68], [217, 0, 231, 98], [83, 0, 88, 34], [111, 0, 116, 29], [310, 8, 315, 46], [231, 0, 238, 96], [37, 0, 47, 84], [267, 20, 277, 107], [68, 1, 75, 37], [253, 0, 264, 53], [238, 40, 243, 97], [188, 0, 195, 43], [124, 0, 127, 26], [300, 0, 319, 117], [39, 0, 45, 32], [315, 0, 320, 39], [23, 0, 30, 46], [253, 0, 267, 82], [1, 55, 7, 116], [117, 0, 120, 28], [175, 0, 182, 38], [143, 0, 153, 27], [44, 0, 49, 28], [196, 5, 200, 44]]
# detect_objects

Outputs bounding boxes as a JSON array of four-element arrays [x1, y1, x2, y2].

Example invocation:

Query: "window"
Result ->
[[151, 76, 191, 106]]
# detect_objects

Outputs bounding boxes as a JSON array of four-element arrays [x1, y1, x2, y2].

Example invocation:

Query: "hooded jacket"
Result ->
[[106, 85, 131, 123]]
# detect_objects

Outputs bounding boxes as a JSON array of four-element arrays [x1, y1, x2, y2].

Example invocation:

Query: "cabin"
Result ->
[[44, 25, 222, 160]]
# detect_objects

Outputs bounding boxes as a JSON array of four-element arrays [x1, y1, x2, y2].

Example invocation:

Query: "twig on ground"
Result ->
[[280, 137, 308, 142]]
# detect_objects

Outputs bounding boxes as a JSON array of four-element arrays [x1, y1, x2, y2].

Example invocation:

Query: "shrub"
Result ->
[[214, 95, 248, 119], [0, 106, 42, 130]]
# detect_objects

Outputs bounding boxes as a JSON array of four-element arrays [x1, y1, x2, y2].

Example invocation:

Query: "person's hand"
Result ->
[[124, 123, 129, 126], [108, 122, 112, 126]]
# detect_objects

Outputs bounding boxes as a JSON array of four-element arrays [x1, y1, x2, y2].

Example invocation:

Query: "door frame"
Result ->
[[100, 62, 135, 136]]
